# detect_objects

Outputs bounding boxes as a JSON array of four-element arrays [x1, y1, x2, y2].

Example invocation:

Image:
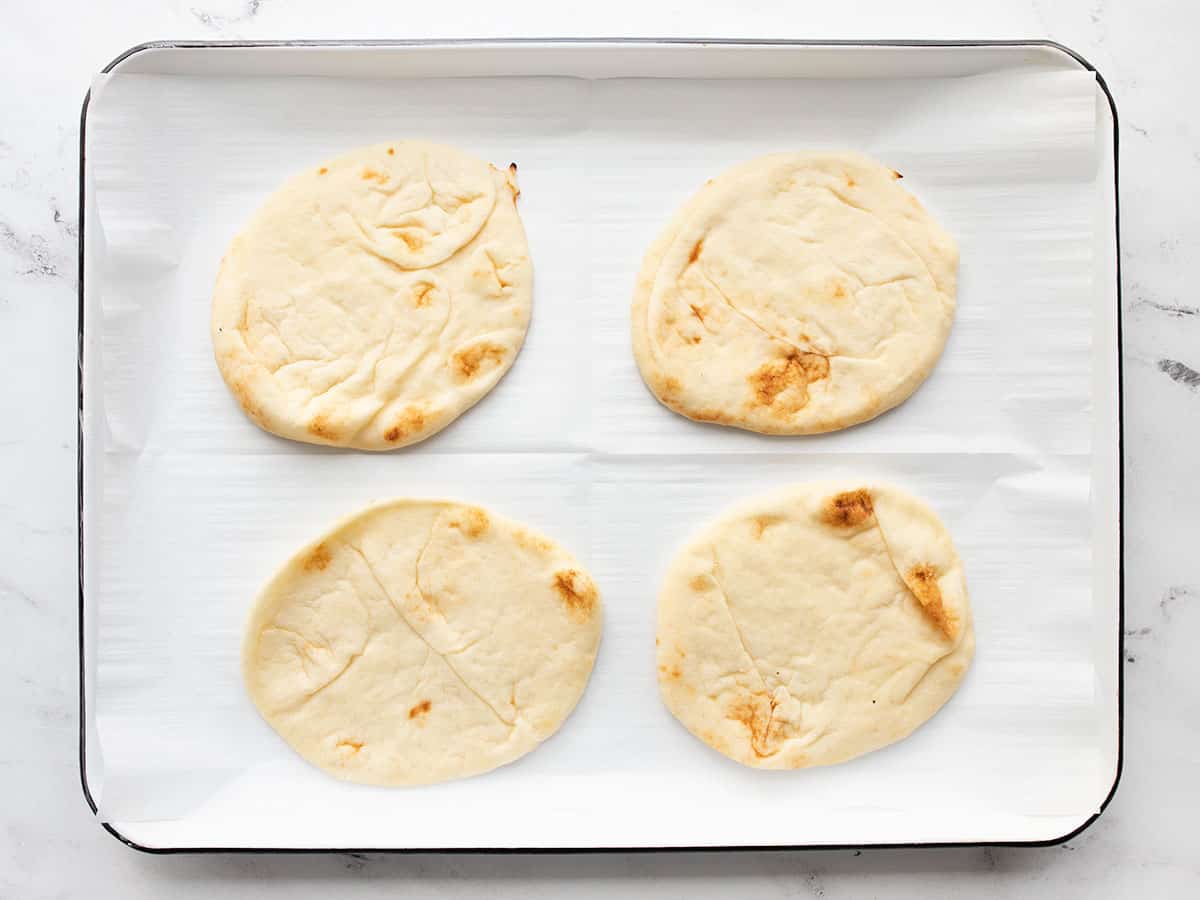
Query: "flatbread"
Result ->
[[213, 141, 532, 450], [656, 482, 973, 769], [632, 152, 957, 434], [243, 499, 602, 786]]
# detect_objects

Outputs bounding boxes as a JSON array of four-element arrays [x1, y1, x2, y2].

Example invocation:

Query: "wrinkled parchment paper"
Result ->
[[84, 61, 1112, 846]]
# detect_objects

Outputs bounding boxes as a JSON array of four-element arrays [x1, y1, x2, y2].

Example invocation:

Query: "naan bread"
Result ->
[[213, 141, 532, 450], [243, 500, 602, 786], [632, 152, 957, 434], [657, 482, 973, 769]]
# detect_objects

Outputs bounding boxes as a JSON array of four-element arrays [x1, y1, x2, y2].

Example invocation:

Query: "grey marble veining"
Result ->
[[1, 1, 1198, 896]]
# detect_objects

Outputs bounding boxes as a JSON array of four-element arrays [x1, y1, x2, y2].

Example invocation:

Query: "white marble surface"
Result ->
[[2, 0, 1198, 896]]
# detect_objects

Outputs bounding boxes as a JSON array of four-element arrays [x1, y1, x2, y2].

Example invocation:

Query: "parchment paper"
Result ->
[[84, 63, 1107, 842]]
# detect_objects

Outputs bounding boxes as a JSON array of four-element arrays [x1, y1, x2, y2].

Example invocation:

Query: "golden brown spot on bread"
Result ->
[[307, 415, 338, 441], [688, 239, 704, 264], [748, 349, 830, 413], [304, 543, 332, 572], [448, 507, 490, 539], [452, 342, 507, 381], [318, 167, 328, 175], [688, 303, 707, 325], [514, 528, 553, 554], [413, 585, 443, 614], [833, 283, 847, 299], [658, 647, 685, 680], [553, 569, 597, 618], [693, 408, 734, 425], [892, 169, 903, 179], [408, 699, 432, 719], [383, 406, 427, 443], [361, 167, 389, 184], [412, 281, 435, 307], [751, 516, 782, 539], [336, 739, 363, 753], [821, 489, 875, 528], [387, 147, 395, 155], [845, 174, 857, 187], [906, 564, 958, 639], [397, 230, 424, 251], [688, 575, 709, 592], [727, 694, 782, 758]]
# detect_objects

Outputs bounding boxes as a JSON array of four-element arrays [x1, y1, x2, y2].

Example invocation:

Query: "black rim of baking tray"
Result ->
[[77, 37, 1124, 855]]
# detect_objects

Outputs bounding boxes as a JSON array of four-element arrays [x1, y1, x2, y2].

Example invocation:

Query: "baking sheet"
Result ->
[[83, 50, 1114, 847]]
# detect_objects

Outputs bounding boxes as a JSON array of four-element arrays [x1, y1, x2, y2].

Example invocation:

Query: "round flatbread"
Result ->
[[243, 499, 602, 786], [213, 141, 532, 450], [632, 152, 958, 434], [656, 482, 973, 769]]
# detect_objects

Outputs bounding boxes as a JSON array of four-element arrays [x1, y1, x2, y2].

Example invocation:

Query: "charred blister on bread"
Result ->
[[447, 507, 490, 539], [303, 543, 333, 572], [820, 489, 875, 528], [553, 569, 598, 620], [905, 564, 958, 639], [747, 349, 830, 415], [451, 342, 507, 381]]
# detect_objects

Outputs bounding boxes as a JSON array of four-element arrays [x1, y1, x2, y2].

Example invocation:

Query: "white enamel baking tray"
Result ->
[[78, 39, 1122, 852]]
